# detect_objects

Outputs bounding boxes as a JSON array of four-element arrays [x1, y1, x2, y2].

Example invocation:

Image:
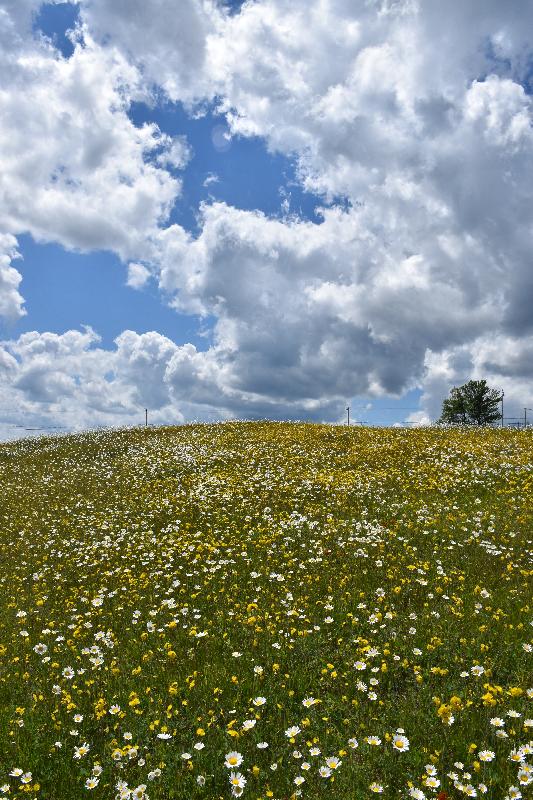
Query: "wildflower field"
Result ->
[[0, 422, 532, 800]]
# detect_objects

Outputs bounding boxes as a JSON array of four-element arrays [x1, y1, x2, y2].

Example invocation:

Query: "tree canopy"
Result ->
[[439, 380, 502, 426]]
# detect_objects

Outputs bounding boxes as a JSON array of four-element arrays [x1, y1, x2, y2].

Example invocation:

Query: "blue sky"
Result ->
[[0, 0, 531, 436], [34, 0, 79, 57], [128, 100, 325, 233], [2, 235, 209, 350]]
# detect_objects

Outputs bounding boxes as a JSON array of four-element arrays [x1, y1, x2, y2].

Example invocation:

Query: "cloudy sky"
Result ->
[[1, 0, 532, 437]]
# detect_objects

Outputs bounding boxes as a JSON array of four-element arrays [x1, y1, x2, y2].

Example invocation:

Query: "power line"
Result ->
[[0, 423, 66, 429]]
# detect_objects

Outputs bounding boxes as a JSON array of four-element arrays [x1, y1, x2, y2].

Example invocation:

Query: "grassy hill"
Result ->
[[0, 423, 532, 800]]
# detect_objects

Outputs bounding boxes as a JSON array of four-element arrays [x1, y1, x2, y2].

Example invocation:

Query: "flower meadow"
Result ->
[[0, 422, 532, 800]]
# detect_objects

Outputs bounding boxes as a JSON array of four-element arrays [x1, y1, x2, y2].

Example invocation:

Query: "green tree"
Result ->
[[439, 380, 502, 426]]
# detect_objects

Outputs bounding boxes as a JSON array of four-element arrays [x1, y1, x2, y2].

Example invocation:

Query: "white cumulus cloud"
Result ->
[[1, 0, 533, 431], [0, 234, 25, 321], [126, 262, 151, 290], [0, 4, 187, 260]]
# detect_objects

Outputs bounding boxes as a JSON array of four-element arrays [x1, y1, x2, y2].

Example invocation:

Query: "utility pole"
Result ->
[[346, 406, 350, 426], [501, 392, 504, 429], [145, 408, 148, 427]]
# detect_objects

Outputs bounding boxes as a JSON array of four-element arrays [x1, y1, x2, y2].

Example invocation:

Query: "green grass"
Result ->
[[0, 422, 531, 800]]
